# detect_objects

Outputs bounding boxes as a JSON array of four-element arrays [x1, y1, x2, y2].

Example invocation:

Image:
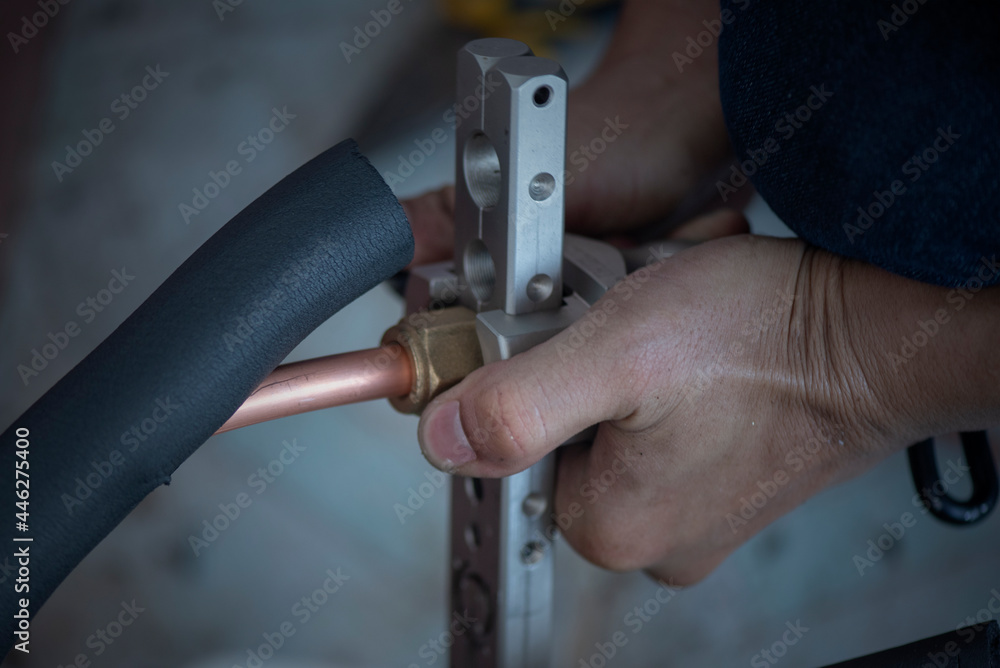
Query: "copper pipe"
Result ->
[[216, 344, 413, 434]]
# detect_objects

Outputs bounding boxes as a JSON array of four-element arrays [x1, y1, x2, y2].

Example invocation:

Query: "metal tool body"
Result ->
[[403, 38, 627, 668]]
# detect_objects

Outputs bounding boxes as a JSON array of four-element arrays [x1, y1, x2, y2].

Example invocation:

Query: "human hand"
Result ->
[[415, 228, 1000, 584], [404, 0, 733, 266]]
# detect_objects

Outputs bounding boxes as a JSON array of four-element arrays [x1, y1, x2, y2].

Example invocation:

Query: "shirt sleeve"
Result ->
[[716, 0, 1000, 288]]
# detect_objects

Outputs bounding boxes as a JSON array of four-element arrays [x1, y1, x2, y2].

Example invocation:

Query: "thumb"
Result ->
[[417, 330, 629, 478]]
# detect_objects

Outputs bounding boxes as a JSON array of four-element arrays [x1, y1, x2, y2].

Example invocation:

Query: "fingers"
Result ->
[[416, 329, 633, 478], [553, 431, 662, 573], [398, 172, 746, 274], [400, 188, 747, 275], [554, 425, 734, 585], [400, 185, 455, 268]]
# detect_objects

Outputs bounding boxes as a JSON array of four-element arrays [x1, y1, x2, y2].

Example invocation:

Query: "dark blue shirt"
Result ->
[[718, 0, 1000, 287]]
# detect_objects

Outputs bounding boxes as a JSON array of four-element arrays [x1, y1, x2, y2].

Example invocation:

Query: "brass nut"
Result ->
[[381, 306, 483, 414]]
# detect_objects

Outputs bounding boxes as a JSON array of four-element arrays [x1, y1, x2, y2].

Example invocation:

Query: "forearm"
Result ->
[[845, 256, 1000, 447]]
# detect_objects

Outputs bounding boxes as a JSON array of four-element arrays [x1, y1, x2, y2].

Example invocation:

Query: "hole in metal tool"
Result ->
[[533, 85, 552, 107], [464, 240, 496, 302], [465, 523, 481, 550], [529, 172, 555, 201], [456, 572, 493, 638], [464, 132, 502, 209], [520, 540, 546, 565], [526, 273, 553, 302], [522, 492, 546, 517], [465, 476, 484, 503]]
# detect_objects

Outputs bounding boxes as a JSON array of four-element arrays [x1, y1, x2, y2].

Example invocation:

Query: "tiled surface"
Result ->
[[1, 2, 998, 667]]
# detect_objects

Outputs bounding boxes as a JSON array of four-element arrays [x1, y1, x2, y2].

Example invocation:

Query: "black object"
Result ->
[[0, 139, 413, 653], [824, 621, 999, 667], [718, 0, 1000, 289], [908, 432, 998, 525]]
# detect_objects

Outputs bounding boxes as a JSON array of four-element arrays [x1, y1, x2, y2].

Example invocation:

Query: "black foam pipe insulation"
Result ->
[[0, 139, 414, 653]]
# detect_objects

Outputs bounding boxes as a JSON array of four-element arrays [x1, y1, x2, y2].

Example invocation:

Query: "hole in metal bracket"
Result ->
[[520, 540, 546, 565], [465, 477, 484, 504], [455, 571, 493, 640], [465, 523, 481, 550], [533, 85, 552, 107], [522, 493, 547, 517], [529, 172, 555, 201], [526, 274, 553, 302], [464, 132, 502, 209], [464, 241, 496, 303]]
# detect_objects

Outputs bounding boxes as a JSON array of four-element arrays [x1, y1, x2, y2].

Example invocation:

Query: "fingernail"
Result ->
[[419, 400, 476, 471]]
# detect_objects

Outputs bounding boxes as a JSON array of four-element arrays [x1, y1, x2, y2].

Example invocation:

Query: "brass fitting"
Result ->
[[381, 306, 483, 414]]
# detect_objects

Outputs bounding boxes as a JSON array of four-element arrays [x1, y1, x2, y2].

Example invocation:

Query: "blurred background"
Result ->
[[0, 1, 997, 666]]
